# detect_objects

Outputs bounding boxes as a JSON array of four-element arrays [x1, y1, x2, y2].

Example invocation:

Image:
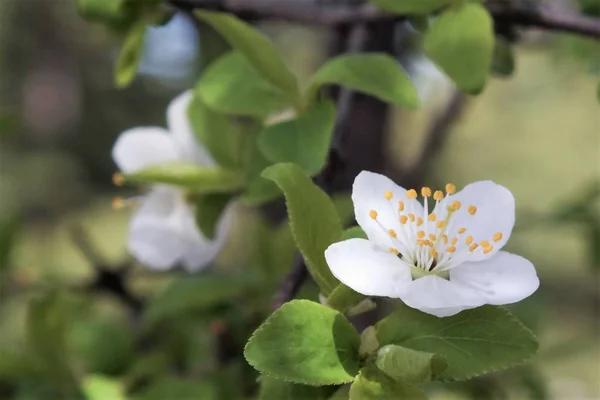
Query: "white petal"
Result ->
[[353, 171, 423, 249], [127, 188, 187, 270], [442, 181, 515, 261], [180, 204, 233, 272], [112, 127, 180, 173], [167, 91, 215, 166], [324, 238, 412, 297], [450, 251, 539, 306], [400, 275, 485, 317]]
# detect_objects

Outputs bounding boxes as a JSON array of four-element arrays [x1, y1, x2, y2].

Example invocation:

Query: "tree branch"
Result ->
[[171, 0, 600, 39]]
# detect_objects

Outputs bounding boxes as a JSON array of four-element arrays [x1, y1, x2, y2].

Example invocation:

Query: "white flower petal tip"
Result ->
[[327, 171, 537, 317], [112, 127, 180, 173]]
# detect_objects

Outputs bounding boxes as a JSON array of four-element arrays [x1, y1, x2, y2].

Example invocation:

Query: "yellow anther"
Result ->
[[425, 240, 434, 247], [430, 249, 439, 258], [433, 190, 444, 201], [369, 210, 378, 220], [408, 213, 416, 222], [446, 246, 456, 253], [469, 244, 479, 252], [441, 234, 448, 244], [483, 245, 494, 254], [493, 232, 503, 242], [429, 233, 437, 241], [457, 227, 466, 234], [421, 187, 432, 197], [468, 205, 477, 215], [436, 220, 446, 229], [466, 236, 474, 245], [385, 190, 393, 200], [388, 229, 397, 238], [451, 237, 458, 245], [389, 248, 399, 255], [451, 201, 462, 211], [416, 217, 424, 227], [417, 239, 425, 246], [112, 173, 124, 186], [398, 200, 405, 212], [407, 189, 418, 199], [417, 230, 425, 239], [428, 213, 437, 221], [480, 240, 490, 247], [445, 183, 456, 195], [399, 215, 408, 224], [112, 197, 125, 210]]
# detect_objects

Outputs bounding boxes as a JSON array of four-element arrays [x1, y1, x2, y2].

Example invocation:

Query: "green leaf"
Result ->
[[259, 101, 336, 176], [82, 375, 127, 400], [244, 300, 361, 385], [0, 213, 20, 271], [143, 274, 252, 328], [123, 163, 243, 192], [197, 51, 287, 118], [188, 95, 243, 169], [424, 3, 494, 94], [136, 377, 217, 400], [194, 11, 302, 109], [115, 18, 147, 88], [349, 366, 427, 400], [194, 193, 233, 239], [76, 0, 130, 24], [341, 226, 367, 240], [375, 305, 538, 380], [251, 218, 296, 279], [327, 284, 369, 315], [370, 0, 450, 14], [375, 345, 447, 383], [407, 16, 430, 33], [262, 163, 342, 295], [596, 81, 600, 103], [198, 21, 231, 69], [331, 193, 354, 225], [26, 292, 75, 386], [491, 36, 515, 77], [307, 54, 419, 108], [258, 376, 332, 400]]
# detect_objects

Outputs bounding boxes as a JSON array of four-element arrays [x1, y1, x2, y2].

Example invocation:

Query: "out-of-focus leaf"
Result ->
[[0, 348, 36, 381], [262, 163, 342, 295], [407, 16, 430, 33], [188, 95, 243, 169], [251, 218, 296, 279], [491, 36, 515, 77], [341, 226, 367, 240], [307, 54, 419, 108], [515, 366, 549, 400], [375, 345, 447, 383], [82, 375, 128, 400], [115, 18, 147, 88], [194, 193, 233, 240], [349, 366, 427, 400], [124, 163, 243, 192], [194, 11, 302, 109], [0, 213, 20, 271], [370, 0, 450, 14], [244, 300, 360, 385], [197, 51, 287, 118], [259, 100, 336, 176], [198, 21, 231, 69], [597, 81, 600, 103], [258, 376, 332, 400], [326, 284, 367, 314], [0, 110, 18, 139], [332, 193, 354, 226], [588, 220, 600, 269], [424, 3, 494, 93], [136, 377, 217, 400], [76, 0, 130, 25]]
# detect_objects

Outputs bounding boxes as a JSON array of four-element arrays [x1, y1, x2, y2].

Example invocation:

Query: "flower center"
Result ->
[[369, 183, 504, 273]]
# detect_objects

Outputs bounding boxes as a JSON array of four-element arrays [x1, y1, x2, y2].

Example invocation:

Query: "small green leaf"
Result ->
[[349, 366, 427, 400], [76, 0, 130, 24], [424, 3, 494, 93], [307, 54, 419, 108], [194, 193, 233, 239], [341, 226, 367, 240], [197, 51, 287, 118], [491, 36, 515, 77], [244, 300, 360, 385], [375, 305, 538, 380], [188, 95, 243, 169], [143, 274, 252, 328], [82, 375, 128, 400], [115, 18, 147, 88], [262, 163, 342, 295], [370, 0, 450, 14], [136, 377, 217, 400], [258, 376, 332, 400], [327, 284, 368, 315], [259, 101, 336, 176], [124, 163, 243, 193], [375, 345, 447, 383], [194, 11, 302, 109]]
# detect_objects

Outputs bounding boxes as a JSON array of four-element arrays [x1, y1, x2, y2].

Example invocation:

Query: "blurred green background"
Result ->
[[0, 0, 598, 399]]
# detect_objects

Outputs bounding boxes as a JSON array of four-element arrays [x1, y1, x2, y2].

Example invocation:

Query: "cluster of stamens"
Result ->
[[369, 183, 503, 272]]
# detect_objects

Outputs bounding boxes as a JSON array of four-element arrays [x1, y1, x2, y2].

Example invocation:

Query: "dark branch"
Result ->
[[171, 0, 600, 39]]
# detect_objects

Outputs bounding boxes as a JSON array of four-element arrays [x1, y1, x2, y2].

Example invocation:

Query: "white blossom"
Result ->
[[112, 91, 230, 271], [325, 171, 539, 317]]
